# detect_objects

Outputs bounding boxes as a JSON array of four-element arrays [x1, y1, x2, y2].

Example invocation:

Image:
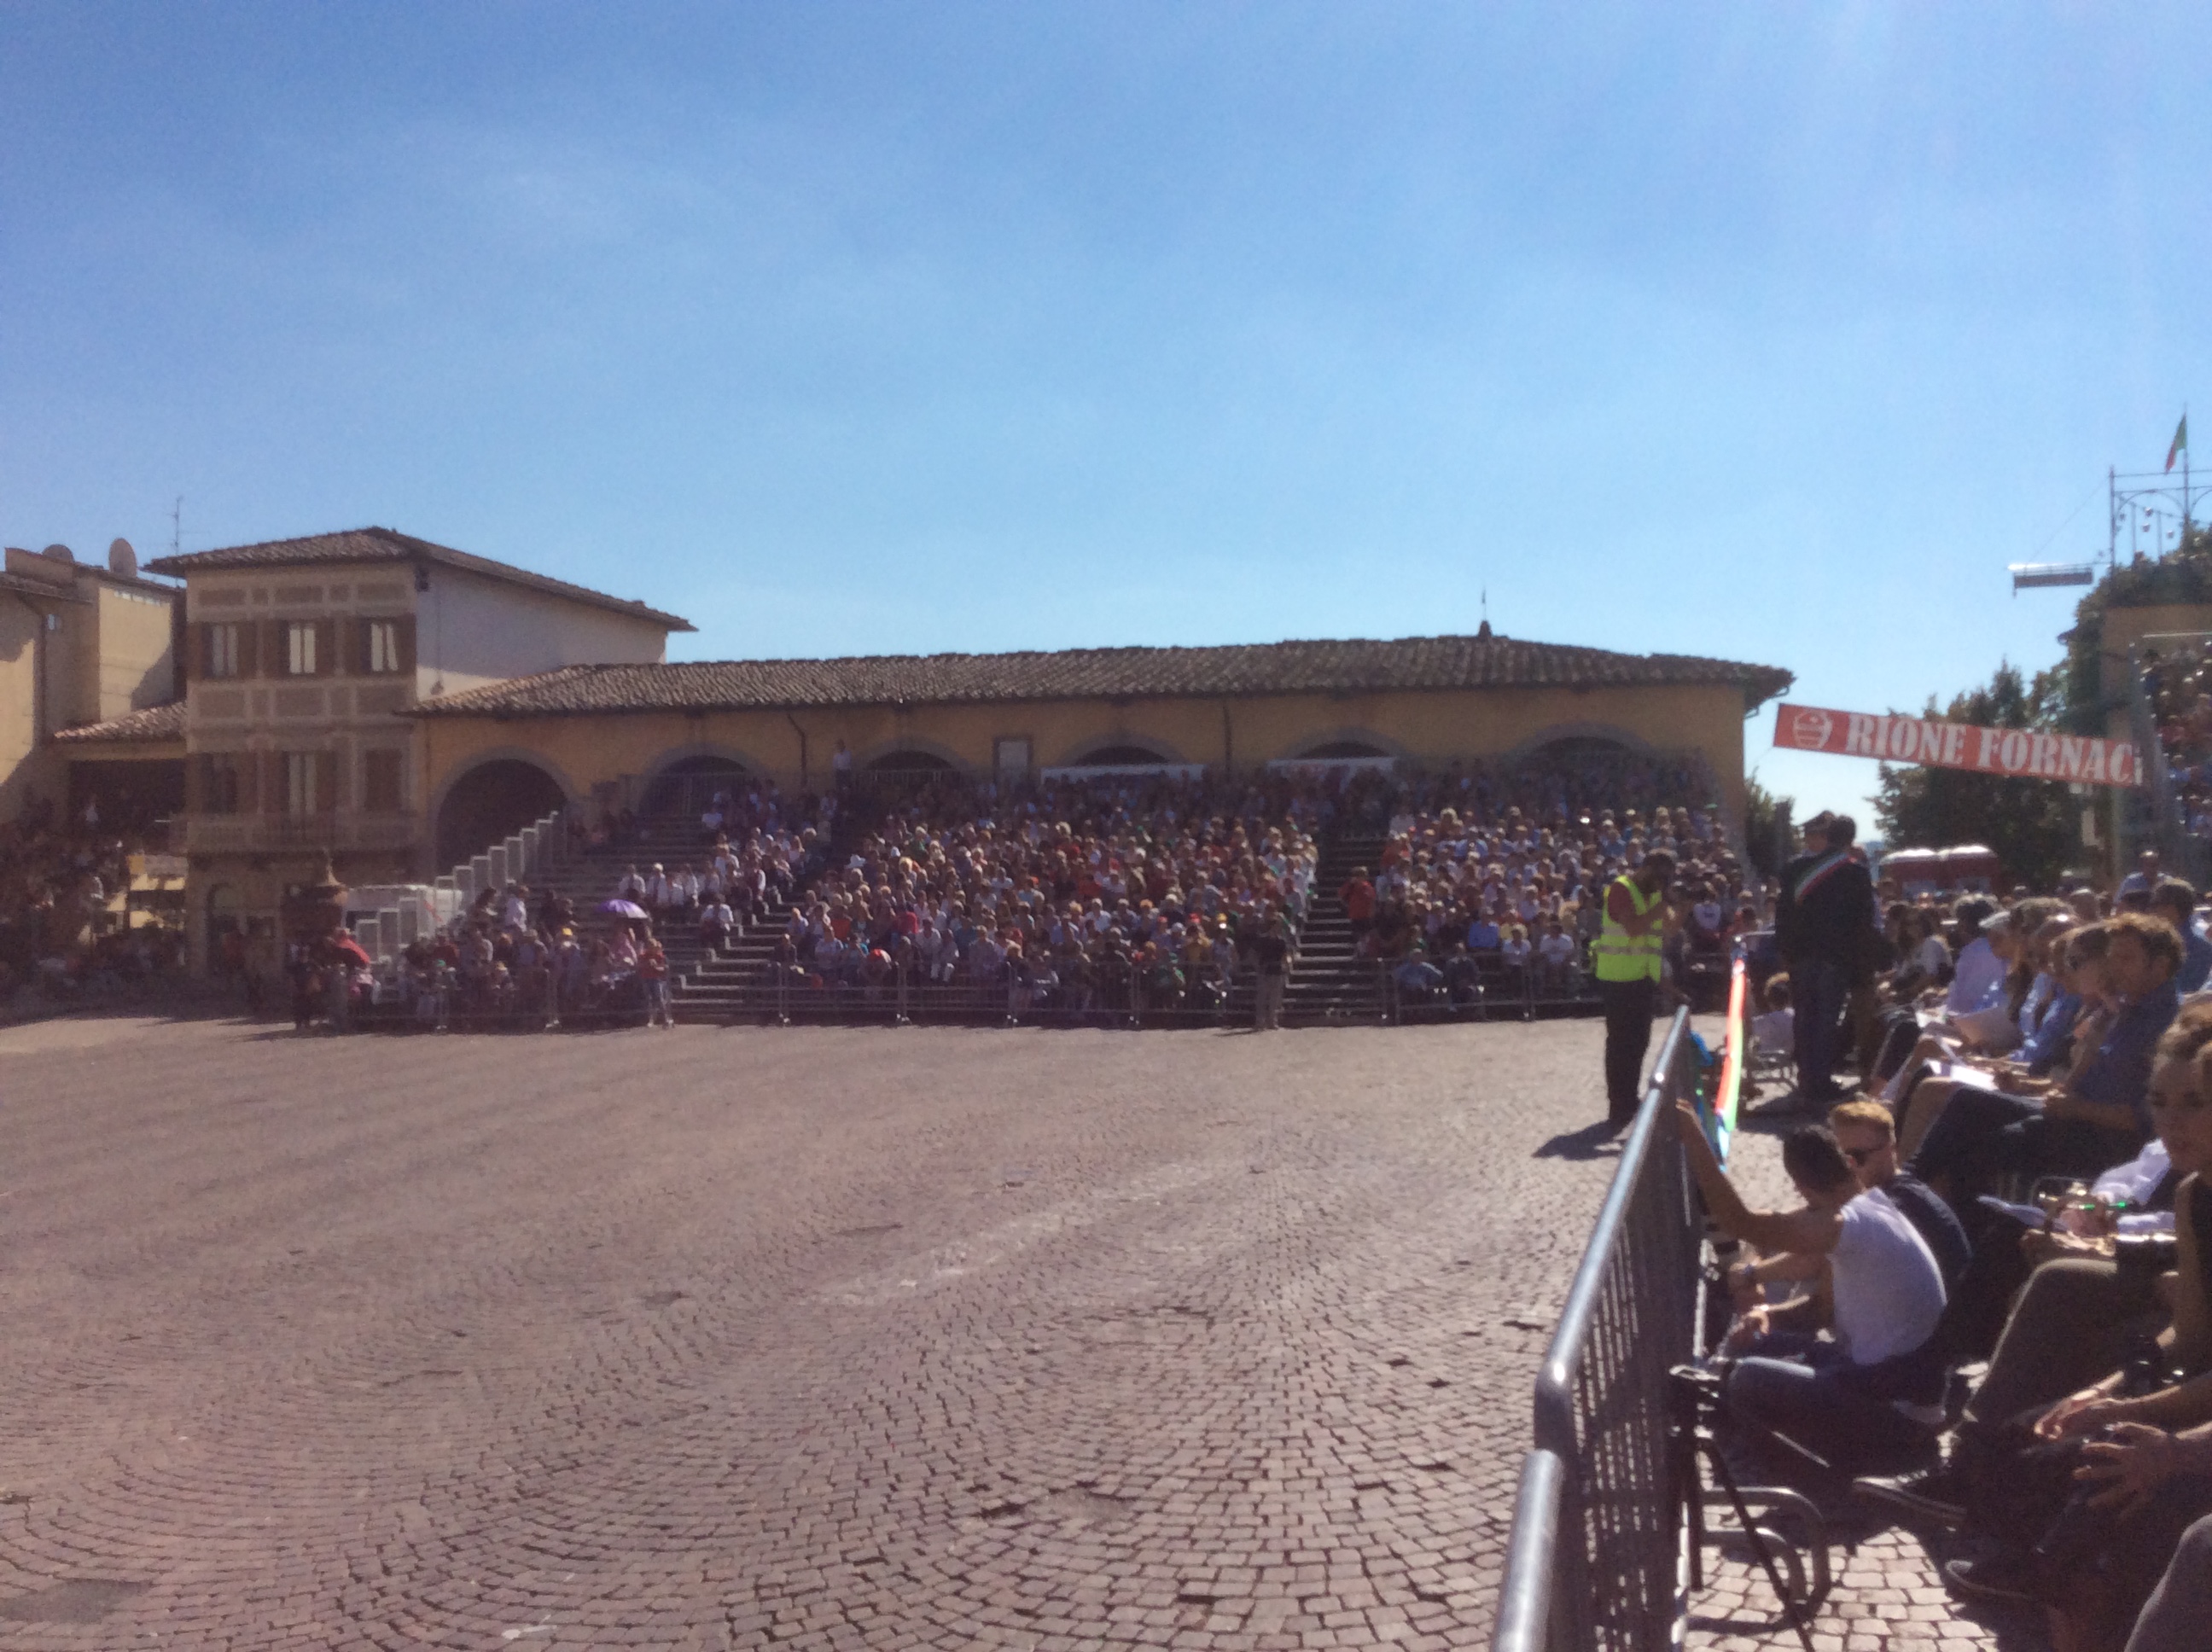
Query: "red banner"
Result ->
[[1773, 702, 2140, 788]]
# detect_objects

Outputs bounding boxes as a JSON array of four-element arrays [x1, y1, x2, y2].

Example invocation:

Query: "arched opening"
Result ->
[[1298, 739, 1392, 759], [1071, 743, 1176, 766], [1531, 735, 1635, 762], [436, 759, 566, 870], [206, 882, 241, 940], [864, 750, 957, 775], [643, 754, 748, 816]]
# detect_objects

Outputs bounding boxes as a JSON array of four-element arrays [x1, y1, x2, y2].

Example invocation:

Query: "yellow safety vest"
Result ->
[[1592, 874, 1662, 983]]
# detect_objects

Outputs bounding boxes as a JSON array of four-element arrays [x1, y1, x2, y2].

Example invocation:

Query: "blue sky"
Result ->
[[4, 3, 2208, 825]]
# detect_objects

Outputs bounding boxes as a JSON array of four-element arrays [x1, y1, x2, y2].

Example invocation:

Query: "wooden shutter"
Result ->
[[395, 615, 416, 674], [237, 753, 259, 816], [259, 620, 282, 678], [354, 619, 375, 675], [315, 619, 338, 677], [263, 752, 284, 814], [317, 750, 338, 811]]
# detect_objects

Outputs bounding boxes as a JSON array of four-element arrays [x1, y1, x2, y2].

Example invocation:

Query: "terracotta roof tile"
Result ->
[[411, 635, 1792, 718], [143, 528, 694, 631], [51, 701, 187, 744]]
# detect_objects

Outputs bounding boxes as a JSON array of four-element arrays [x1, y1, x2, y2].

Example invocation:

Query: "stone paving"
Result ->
[[0, 1015, 1642, 1651]]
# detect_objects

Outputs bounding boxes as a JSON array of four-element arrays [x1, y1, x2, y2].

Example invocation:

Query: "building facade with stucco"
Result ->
[[410, 634, 1792, 864], [46, 525, 1793, 974], [2, 539, 180, 825]]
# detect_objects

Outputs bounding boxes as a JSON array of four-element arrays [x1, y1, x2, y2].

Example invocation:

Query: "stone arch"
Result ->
[[433, 753, 573, 870], [1056, 734, 1190, 767], [1499, 722, 1657, 765], [205, 881, 242, 940], [640, 746, 765, 815], [1279, 726, 1416, 763], [855, 736, 966, 775]]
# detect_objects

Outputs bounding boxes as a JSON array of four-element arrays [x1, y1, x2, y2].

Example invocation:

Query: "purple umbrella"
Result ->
[[599, 899, 649, 919]]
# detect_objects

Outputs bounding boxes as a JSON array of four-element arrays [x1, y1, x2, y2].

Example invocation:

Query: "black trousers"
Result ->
[[1598, 977, 1657, 1125]]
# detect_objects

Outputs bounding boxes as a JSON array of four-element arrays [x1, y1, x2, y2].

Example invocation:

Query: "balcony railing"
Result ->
[[183, 813, 421, 856]]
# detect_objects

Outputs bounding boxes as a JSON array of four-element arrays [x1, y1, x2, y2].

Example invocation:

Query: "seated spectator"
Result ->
[[1441, 939, 1481, 1008], [1676, 1109, 1948, 1480], [2151, 877, 2212, 994], [1896, 921, 2096, 1159], [1392, 945, 1445, 1012], [698, 896, 735, 955], [1535, 916, 1580, 992], [1499, 923, 1532, 992], [1912, 912, 2182, 1213], [1754, 974, 1796, 1058], [1854, 1006, 2212, 1641], [2129, 1513, 2212, 1652]]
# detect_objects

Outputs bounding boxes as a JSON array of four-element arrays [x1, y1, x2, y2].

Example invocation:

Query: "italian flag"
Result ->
[[2168, 413, 2189, 473]]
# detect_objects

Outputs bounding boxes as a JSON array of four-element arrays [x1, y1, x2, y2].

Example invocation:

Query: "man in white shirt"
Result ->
[[1941, 900, 2010, 1017], [1674, 1105, 1947, 1478]]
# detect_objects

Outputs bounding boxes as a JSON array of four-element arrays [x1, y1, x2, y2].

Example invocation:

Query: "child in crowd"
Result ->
[[1753, 973, 1795, 1057]]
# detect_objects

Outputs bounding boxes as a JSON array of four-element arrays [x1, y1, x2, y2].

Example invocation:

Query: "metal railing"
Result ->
[[1493, 1009, 1703, 1652]]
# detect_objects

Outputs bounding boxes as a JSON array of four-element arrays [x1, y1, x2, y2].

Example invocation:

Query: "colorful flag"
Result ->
[[2168, 414, 2189, 473]]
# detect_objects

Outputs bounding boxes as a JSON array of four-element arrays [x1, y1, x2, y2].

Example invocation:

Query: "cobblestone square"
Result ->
[[0, 1016, 1643, 1651]]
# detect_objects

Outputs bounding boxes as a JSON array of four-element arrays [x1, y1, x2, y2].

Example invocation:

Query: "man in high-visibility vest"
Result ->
[[1594, 847, 1675, 1132]]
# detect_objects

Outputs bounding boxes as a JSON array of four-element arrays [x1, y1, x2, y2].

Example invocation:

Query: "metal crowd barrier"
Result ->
[[1493, 1009, 1703, 1652], [737, 969, 1259, 1028]]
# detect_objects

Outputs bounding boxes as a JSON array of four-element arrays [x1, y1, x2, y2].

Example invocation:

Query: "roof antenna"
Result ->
[[1479, 588, 1491, 639], [170, 496, 182, 556]]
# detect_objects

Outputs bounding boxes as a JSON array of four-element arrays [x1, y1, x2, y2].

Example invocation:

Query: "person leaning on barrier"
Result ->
[[1673, 1105, 1948, 1480], [1595, 846, 1674, 1134]]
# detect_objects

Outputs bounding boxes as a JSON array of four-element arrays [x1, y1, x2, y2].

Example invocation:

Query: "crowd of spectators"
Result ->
[[346, 750, 1740, 1030], [762, 771, 1317, 1024], [2141, 638, 2212, 848], [1354, 792, 1756, 1016], [0, 788, 181, 1003], [1685, 829, 2212, 1649]]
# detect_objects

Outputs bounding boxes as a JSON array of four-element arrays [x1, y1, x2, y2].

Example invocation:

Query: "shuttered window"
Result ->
[[283, 751, 336, 815], [196, 753, 248, 814], [202, 623, 242, 679], [286, 621, 317, 677]]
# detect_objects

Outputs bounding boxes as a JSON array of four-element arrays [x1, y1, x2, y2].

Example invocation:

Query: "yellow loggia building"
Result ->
[[30, 527, 1792, 972]]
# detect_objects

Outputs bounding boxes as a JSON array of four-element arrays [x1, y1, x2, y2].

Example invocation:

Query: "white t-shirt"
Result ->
[[1752, 1007, 1795, 1056], [1829, 1186, 1946, 1368]]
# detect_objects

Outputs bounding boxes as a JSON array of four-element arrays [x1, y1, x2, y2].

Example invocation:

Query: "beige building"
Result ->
[[1, 539, 180, 824], [50, 525, 1794, 975], [410, 632, 1791, 849], [126, 527, 690, 966]]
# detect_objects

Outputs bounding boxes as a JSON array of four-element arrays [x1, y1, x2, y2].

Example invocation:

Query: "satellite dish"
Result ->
[[42, 543, 73, 563], [108, 538, 137, 577]]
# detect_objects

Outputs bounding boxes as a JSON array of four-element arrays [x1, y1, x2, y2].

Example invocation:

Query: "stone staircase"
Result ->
[[523, 818, 795, 1023], [1281, 832, 1388, 1025]]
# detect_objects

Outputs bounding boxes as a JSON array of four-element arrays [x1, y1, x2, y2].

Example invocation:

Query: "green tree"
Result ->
[[1743, 776, 1794, 881], [1873, 660, 2081, 889]]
